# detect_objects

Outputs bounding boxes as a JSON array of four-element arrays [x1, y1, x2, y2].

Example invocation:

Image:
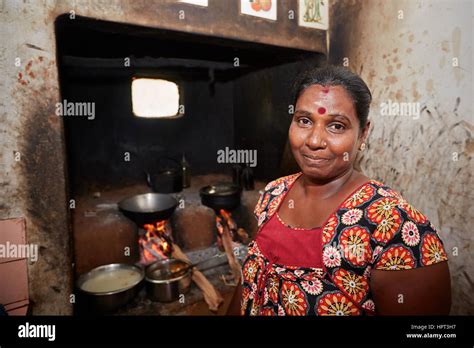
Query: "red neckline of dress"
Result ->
[[275, 211, 323, 231]]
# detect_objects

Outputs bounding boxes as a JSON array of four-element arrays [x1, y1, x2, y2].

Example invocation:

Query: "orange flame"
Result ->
[[139, 220, 173, 265], [215, 209, 239, 244], [219, 209, 237, 231]]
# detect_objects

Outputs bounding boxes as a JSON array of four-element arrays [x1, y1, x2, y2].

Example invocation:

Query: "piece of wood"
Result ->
[[171, 244, 224, 312], [237, 228, 250, 244], [220, 227, 242, 285], [187, 289, 235, 316]]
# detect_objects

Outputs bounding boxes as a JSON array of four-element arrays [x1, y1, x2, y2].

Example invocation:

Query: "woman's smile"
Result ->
[[301, 153, 332, 166]]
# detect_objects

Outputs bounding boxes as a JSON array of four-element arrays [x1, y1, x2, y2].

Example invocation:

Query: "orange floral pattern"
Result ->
[[374, 245, 416, 270], [399, 200, 427, 224], [333, 269, 369, 303], [339, 226, 372, 266], [316, 292, 361, 316], [342, 185, 375, 209], [421, 234, 448, 266], [281, 281, 309, 316], [367, 197, 399, 224], [322, 215, 338, 243]]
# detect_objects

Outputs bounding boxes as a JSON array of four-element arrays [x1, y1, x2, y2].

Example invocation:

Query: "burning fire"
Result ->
[[216, 209, 236, 237], [139, 220, 174, 265], [215, 209, 249, 244]]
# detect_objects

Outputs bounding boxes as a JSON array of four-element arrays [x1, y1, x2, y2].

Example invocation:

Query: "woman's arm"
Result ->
[[226, 281, 242, 315], [370, 261, 451, 315]]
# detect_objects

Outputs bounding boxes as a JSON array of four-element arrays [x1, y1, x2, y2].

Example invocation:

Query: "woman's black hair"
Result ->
[[292, 65, 372, 129]]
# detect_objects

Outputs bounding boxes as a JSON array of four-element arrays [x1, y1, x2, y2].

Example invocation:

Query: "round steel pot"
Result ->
[[76, 263, 144, 313], [145, 259, 192, 302]]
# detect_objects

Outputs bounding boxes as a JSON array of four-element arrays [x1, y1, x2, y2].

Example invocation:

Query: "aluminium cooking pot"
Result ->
[[76, 263, 144, 313], [145, 259, 192, 302]]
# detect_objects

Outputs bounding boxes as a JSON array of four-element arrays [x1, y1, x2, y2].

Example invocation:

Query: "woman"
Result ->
[[227, 65, 451, 316]]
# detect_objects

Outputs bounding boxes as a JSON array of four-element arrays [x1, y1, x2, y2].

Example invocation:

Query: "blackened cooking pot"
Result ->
[[199, 183, 241, 212], [118, 193, 178, 226], [145, 157, 183, 193]]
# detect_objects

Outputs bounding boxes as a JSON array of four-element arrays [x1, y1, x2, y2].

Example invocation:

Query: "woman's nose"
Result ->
[[305, 125, 327, 149]]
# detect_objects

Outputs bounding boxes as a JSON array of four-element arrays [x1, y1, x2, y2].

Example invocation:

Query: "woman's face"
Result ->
[[289, 84, 369, 181]]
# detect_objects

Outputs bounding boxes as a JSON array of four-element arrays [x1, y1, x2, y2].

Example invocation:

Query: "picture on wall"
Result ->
[[240, 0, 277, 21], [298, 0, 329, 30]]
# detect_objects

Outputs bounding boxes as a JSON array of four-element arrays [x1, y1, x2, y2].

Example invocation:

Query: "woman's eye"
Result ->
[[297, 118, 312, 127], [329, 123, 345, 131]]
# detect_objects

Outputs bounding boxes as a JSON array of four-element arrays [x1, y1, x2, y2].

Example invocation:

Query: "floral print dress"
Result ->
[[241, 172, 449, 316]]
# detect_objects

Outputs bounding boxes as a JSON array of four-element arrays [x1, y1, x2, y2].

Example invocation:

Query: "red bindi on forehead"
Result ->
[[317, 107, 326, 114], [322, 88, 329, 93]]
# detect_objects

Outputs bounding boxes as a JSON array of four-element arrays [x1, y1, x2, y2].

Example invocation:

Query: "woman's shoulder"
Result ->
[[253, 173, 302, 224], [361, 180, 448, 269], [262, 172, 302, 193], [363, 179, 434, 234], [365, 179, 405, 201], [368, 179, 424, 216]]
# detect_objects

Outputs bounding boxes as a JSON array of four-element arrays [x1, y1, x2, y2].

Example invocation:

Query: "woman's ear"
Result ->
[[360, 120, 371, 143]]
